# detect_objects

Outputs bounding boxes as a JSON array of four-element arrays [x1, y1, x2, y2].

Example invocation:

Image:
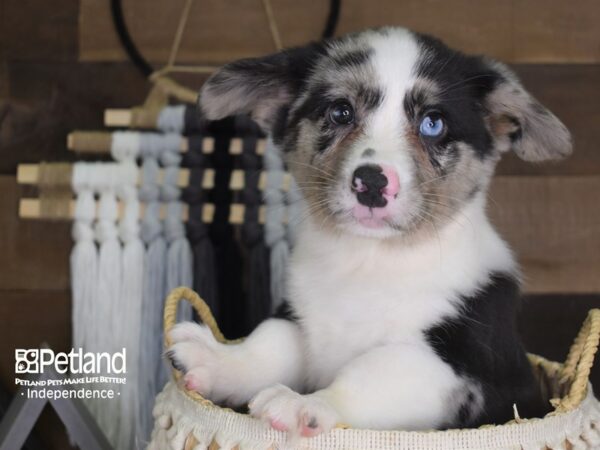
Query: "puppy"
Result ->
[[167, 27, 571, 436]]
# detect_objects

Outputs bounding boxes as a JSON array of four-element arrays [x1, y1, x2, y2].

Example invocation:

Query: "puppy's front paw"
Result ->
[[249, 385, 339, 438], [165, 322, 221, 398]]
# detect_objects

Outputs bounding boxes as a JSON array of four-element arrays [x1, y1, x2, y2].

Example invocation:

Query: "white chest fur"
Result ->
[[287, 197, 516, 389]]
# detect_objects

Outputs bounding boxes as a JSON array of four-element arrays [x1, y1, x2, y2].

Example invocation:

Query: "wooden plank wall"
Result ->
[[0, 0, 598, 447], [79, 0, 600, 64]]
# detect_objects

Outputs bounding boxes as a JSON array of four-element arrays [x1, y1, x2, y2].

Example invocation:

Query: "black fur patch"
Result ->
[[410, 32, 501, 160], [358, 85, 384, 112], [288, 83, 333, 130], [331, 49, 372, 69], [425, 273, 550, 428], [317, 132, 336, 154], [209, 42, 326, 98], [273, 301, 298, 322], [507, 116, 523, 143], [272, 105, 290, 145]]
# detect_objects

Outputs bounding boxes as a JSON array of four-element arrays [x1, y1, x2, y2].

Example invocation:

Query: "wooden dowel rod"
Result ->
[[67, 131, 267, 155], [17, 164, 292, 191], [104, 109, 133, 127], [18, 164, 190, 188], [18, 199, 274, 224]]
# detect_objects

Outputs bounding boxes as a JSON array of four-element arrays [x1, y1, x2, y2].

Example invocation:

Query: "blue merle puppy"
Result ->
[[167, 27, 571, 437]]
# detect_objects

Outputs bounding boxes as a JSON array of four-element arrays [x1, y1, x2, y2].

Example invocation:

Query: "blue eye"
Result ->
[[419, 115, 445, 138]]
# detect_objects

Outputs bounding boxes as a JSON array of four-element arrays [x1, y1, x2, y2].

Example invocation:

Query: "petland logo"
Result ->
[[15, 348, 127, 375]]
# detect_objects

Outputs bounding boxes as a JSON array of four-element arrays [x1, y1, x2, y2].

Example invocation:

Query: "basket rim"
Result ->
[[171, 354, 568, 431], [157, 376, 599, 441], [163, 287, 600, 432]]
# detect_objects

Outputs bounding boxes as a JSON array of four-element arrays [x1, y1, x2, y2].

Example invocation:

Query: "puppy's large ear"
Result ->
[[483, 59, 572, 161], [199, 43, 324, 131]]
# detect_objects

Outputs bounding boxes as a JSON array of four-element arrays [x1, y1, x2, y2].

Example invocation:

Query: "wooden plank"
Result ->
[[79, 0, 328, 64], [513, 0, 600, 63], [489, 176, 600, 294], [497, 64, 600, 176], [6, 170, 600, 293], [2, 62, 598, 176], [3, 0, 78, 62], [0, 61, 150, 175], [0, 290, 73, 450], [0, 290, 71, 390], [0, 176, 71, 290], [79, 0, 600, 64], [518, 295, 600, 390]]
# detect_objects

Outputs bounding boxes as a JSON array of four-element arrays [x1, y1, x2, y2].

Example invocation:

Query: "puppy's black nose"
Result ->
[[352, 164, 388, 208]]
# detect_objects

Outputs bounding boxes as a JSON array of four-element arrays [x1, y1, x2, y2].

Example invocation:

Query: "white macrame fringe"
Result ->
[[137, 155, 168, 446], [157, 105, 187, 133], [263, 137, 289, 313], [160, 138, 193, 324], [149, 382, 600, 450], [116, 179, 144, 450], [93, 165, 123, 445], [70, 163, 98, 419]]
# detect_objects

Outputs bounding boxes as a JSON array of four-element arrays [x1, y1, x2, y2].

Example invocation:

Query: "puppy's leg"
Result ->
[[166, 318, 304, 406], [250, 344, 465, 435]]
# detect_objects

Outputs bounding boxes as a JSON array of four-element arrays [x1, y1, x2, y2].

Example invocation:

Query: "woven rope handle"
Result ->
[[163, 286, 228, 349], [554, 309, 600, 412]]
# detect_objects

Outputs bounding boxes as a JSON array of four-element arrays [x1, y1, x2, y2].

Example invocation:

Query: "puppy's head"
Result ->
[[199, 28, 571, 239]]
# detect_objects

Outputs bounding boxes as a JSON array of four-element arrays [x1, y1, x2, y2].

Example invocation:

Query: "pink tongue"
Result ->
[[353, 205, 389, 228]]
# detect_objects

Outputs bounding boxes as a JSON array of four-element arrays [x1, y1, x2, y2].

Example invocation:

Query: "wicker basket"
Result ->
[[148, 287, 600, 450]]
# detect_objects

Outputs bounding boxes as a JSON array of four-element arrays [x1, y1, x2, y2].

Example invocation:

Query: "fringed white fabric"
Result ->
[[111, 131, 141, 161], [157, 105, 187, 134], [160, 136, 193, 324], [263, 138, 289, 313], [149, 382, 600, 450], [285, 177, 303, 249], [111, 140, 145, 450], [163, 198, 194, 321], [137, 156, 168, 447], [116, 183, 144, 450], [70, 163, 98, 358], [70, 163, 98, 420], [93, 164, 123, 446]]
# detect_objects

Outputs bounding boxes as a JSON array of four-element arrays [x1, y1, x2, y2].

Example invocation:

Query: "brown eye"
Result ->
[[329, 101, 355, 125]]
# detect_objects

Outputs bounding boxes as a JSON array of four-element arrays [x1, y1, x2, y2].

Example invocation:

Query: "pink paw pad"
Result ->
[[269, 418, 289, 432], [300, 416, 321, 437], [183, 374, 200, 391]]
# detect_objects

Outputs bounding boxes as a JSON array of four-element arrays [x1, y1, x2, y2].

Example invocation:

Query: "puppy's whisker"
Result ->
[[414, 209, 443, 255], [436, 73, 497, 97], [421, 199, 475, 233], [292, 198, 335, 226], [286, 159, 336, 180]]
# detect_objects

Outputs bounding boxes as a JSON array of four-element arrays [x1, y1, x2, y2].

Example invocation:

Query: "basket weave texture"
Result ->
[[148, 286, 600, 450]]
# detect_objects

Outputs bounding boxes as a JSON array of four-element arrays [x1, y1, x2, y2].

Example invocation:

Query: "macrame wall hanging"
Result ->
[[17, 0, 340, 447]]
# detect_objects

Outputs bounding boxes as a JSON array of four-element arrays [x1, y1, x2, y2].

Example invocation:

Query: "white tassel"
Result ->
[[157, 105, 186, 133], [70, 163, 98, 417], [163, 201, 193, 318], [137, 156, 168, 445], [93, 164, 122, 446], [109, 143, 144, 450], [264, 138, 290, 312], [70, 163, 98, 354], [116, 180, 144, 450], [111, 131, 141, 161], [285, 177, 304, 248], [160, 141, 193, 324]]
